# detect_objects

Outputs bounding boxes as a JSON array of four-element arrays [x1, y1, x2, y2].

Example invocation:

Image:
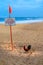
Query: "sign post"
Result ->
[[5, 6, 15, 50], [9, 6, 13, 50], [10, 25, 13, 50]]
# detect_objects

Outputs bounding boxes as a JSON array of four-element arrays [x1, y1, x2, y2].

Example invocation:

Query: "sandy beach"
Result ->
[[0, 22, 43, 65]]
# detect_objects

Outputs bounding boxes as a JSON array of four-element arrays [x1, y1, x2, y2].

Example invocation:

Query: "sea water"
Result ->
[[0, 17, 43, 24]]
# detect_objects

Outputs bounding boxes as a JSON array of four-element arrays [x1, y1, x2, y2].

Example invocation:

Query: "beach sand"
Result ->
[[0, 22, 43, 65]]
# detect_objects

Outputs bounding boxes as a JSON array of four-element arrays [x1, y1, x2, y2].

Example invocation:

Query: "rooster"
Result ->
[[23, 45, 31, 52]]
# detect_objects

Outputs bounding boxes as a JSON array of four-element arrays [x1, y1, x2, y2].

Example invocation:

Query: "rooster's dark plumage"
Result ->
[[23, 45, 31, 52]]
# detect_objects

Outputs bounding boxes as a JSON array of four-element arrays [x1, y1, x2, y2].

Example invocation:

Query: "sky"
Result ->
[[0, 0, 43, 17]]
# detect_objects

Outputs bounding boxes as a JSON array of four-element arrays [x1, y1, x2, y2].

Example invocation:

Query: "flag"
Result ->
[[9, 6, 12, 13]]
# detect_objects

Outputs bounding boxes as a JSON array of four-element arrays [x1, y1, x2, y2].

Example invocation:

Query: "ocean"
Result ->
[[0, 17, 43, 24]]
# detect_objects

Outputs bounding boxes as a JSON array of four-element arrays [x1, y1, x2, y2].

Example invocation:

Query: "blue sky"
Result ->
[[0, 0, 43, 17]]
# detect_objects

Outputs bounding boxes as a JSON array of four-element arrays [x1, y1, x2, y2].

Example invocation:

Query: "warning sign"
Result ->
[[5, 18, 15, 26]]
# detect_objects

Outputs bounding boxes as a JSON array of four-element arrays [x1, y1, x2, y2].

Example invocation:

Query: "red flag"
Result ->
[[9, 6, 12, 13]]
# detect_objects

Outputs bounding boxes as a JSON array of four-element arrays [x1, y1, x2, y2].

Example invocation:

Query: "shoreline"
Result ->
[[0, 20, 43, 24]]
